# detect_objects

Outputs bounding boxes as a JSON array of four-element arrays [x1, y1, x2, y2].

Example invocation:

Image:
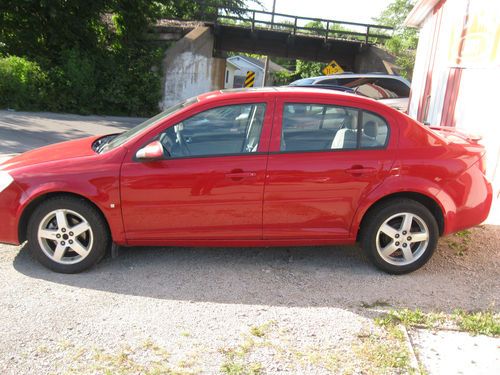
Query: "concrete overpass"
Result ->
[[147, 5, 395, 107]]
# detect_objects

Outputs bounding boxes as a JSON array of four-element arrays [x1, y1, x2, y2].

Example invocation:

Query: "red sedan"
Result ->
[[0, 88, 492, 274]]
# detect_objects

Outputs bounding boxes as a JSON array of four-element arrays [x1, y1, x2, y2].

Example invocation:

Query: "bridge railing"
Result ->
[[196, 1, 393, 44]]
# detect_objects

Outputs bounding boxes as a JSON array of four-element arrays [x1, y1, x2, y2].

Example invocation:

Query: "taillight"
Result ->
[[479, 154, 487, 175]]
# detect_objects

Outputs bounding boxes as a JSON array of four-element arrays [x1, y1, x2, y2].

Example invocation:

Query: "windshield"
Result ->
[[99, 97, 198, 153]]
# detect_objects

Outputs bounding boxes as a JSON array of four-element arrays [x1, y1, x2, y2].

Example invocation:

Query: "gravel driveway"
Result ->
[[0, 226, 498, 374], [0, 111, 499, 374]]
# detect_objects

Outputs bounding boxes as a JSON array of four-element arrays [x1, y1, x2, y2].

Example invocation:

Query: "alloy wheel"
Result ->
[[375, 212, 430, 266], [37, 209, 94, 265]]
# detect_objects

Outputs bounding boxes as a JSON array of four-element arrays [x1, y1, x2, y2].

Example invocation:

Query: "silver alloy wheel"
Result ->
[[375, 212, 430, 266], [37, 209, 94, 265]]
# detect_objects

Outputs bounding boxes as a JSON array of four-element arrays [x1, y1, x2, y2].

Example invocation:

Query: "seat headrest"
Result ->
[[364, 121, 377, 138]]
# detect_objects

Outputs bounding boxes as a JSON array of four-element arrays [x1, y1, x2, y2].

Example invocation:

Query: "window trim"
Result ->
[[278, 102, 391, 154]]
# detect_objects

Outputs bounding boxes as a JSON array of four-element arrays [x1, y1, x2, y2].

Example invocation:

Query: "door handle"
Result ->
[[345, 166, 376, 175], [225, 171, 257, 180]]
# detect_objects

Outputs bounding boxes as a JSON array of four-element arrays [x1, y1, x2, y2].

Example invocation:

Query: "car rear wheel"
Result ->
[[361, 199, 439, 274], [27, 196, 109, 273]]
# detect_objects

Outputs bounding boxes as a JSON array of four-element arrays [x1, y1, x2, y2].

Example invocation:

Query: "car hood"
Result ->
[[0, 136, 100, 172]]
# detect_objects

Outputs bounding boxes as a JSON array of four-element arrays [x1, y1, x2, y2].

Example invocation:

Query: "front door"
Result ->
[[120, 101, 273, 241], [263, 99, 397, 239]]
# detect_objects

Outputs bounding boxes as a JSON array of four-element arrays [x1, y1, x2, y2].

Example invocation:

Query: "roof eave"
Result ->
[[404, 0, 442, 28]]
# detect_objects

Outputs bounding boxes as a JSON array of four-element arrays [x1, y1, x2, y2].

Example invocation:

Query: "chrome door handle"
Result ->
[[345, 167, 376, 175], [225, 171, 257, 179]]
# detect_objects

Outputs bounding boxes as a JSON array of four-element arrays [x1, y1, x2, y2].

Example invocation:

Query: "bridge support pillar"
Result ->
[[161, 26, 226, 109]]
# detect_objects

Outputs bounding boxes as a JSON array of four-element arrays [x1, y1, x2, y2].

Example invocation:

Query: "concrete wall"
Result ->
[[353, 45, 398, 74], [161, 26, 226, 109]]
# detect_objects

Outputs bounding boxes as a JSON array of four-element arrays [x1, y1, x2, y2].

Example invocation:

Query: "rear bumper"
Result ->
[[438, 163, 493, 235], [0, 182, 23, 245]]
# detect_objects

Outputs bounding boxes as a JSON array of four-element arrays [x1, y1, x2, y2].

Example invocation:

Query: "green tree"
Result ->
[[0, 0, 249, 115], [375, 0, 418, 78]]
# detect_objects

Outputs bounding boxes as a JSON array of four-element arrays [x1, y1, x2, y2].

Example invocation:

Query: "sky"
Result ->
[[249, 0, 390, 25]]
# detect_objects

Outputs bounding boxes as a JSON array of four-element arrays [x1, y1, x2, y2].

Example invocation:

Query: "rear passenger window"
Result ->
[[281, 103, 389, 152], [360, 112, 389, 148]]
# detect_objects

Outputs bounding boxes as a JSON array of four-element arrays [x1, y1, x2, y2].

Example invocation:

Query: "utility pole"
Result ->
[[263, 0, 276, 87], [271, 0, 276, 27]]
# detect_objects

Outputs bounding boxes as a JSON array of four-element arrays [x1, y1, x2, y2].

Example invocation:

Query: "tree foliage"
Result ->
[[375, 0, 418, 78], [0, 0, 247, 115]]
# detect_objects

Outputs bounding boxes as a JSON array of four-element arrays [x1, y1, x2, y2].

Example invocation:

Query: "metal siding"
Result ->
[[408, 0, 500, 203]]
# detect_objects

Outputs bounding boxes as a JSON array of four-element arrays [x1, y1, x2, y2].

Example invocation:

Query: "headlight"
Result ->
[[0, 171, 14, 193]]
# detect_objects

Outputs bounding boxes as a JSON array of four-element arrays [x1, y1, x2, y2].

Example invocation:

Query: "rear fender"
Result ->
[[351, 175, 447, 238]]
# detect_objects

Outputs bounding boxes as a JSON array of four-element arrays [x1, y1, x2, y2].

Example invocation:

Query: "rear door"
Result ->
[[263, 97, 398, 240]]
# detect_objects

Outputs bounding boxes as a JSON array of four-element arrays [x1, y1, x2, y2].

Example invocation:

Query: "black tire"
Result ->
[[27, 196, 110, 273], [361, 198, 439, 274]]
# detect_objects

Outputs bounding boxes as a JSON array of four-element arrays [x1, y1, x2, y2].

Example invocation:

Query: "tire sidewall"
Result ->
[[27, 197, 109, 273]]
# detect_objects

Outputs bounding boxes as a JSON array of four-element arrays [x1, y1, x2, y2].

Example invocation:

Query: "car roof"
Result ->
[[196, 86, 386, 108]]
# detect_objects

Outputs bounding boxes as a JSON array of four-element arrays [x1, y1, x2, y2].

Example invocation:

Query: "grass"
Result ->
[[219, 320, 342, 374], [354, 324, 414, 374], [445, 229, 472, 256], [375, 308, 500, 337], [249, 321, 274, 338], [219, 336, 263, 375], [220, 361, 263, 375], [375, 308, 445, 329], [453, 309, 500, 336], [292, 347, 339, 372], [58, 339, 201, 375]]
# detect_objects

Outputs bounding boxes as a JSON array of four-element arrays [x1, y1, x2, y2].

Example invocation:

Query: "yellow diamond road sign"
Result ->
[[323, 60, 344, 75]]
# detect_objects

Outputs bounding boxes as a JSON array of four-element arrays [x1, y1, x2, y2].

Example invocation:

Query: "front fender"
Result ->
[[15, 178, 126, 245], [11, 149, 127, 245]]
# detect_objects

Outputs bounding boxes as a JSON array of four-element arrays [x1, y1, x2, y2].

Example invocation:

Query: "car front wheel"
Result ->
[[27, 196, 109, 273], [361, 199, 439, 274]]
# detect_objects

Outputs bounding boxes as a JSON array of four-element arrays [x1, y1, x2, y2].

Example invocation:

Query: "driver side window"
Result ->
[[158, 103, 266, 158]]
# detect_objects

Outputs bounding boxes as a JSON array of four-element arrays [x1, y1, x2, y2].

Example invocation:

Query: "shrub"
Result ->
[[0, 48, 163, 117], [0, 56, 47, 110]]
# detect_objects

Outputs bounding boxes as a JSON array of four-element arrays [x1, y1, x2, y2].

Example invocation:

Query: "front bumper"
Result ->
[[0, 181, 23, 245]]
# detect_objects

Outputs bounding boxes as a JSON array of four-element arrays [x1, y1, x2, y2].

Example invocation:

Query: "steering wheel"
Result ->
[[175, 127, 191, 156]]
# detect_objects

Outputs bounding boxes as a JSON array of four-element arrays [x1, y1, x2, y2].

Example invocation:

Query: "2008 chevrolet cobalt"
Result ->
[[0, 88, 492, 274]]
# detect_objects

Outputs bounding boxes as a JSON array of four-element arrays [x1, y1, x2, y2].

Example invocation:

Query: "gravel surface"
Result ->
[[0, 225, 499, 374], [0, 110, 499, 373]]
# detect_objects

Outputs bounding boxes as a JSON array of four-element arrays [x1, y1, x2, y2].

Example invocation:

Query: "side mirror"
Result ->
[[135, 141, 164, 161]]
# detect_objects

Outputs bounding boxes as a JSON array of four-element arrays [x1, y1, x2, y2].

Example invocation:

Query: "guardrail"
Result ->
[[196, 1, 393, 44]]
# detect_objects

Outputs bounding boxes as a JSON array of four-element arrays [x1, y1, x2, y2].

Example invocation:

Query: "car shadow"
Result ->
[[12, 233, 499, 312]]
